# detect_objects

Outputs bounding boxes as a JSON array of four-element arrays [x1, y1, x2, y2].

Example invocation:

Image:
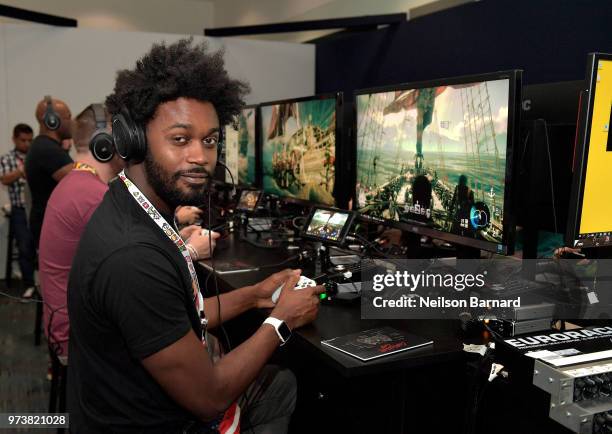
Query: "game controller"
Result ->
[[201, 229, 210, 236], [271, 275, 316, 304]]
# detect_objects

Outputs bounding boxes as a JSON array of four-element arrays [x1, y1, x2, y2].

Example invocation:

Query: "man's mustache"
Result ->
[[174, 167, 213, 178]]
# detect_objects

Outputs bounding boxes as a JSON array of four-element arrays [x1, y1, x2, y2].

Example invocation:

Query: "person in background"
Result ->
[[38, 103, 122, 358], [39, 103, 217, 358], [0, 123, 36, 297], [25, 96, 74, 249]]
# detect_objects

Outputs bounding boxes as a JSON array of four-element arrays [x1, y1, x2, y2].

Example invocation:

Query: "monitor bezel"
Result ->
[[301, 205, 356, 246], [565, 53, 612, 248], [258, 92, 342, 208], [353, 70, 522, 255], [224, 104, 259, 188]]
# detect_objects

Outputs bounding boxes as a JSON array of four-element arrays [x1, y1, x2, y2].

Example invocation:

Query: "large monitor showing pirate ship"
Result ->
[[260, 94, 339, 206], [355, 71, 522, 255], [224, 105, 257, 186]]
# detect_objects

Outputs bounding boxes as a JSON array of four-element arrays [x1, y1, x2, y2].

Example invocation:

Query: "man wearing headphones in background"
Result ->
[[25, 96, 74, 248], [0, 123, 36, 297], [67, 39, 323, 434], [39, 104, 218, 359], [38, 103, 122, 359]]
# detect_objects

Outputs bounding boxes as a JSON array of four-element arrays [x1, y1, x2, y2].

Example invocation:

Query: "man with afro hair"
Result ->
[[67, 38, 323, 434]]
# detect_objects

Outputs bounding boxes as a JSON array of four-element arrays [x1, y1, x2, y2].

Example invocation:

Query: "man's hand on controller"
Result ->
[[272, 274, 324, 330], [179, 225, 201, 240], [252, 269, 301, 309], [175, 205, 203, 225], [185, 227, 220, 260]]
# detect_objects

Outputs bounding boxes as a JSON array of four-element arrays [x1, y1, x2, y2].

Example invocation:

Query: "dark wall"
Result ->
[[316, 0, 612, 95]]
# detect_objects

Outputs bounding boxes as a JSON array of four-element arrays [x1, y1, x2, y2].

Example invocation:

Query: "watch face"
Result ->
[[278, 322, 292, 342]]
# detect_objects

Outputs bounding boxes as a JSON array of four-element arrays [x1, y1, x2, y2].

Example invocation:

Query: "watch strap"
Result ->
[[263, 317, 290, 345]]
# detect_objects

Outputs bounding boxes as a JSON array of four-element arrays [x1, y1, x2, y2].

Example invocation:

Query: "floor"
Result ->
[[0, 281, 54, 434]]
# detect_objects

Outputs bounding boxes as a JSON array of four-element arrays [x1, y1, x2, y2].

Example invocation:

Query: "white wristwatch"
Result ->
[[263, 317, 292, 346]]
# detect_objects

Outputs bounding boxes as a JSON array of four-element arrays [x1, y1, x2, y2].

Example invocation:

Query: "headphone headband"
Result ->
[[89, 104, 107, 130], [111, 105, 223, 163]]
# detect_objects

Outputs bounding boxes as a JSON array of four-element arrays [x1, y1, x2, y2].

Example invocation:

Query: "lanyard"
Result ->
[[117, 170, 208, 340], [73, 162, 99, 177]]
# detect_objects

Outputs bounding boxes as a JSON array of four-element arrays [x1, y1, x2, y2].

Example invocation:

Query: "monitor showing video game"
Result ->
[[236, 189, 262, 212], [260, 95, 338, 206], [224, 106, 256, 186], [567, 53, 612, 248], [303, 207, 354, 244], [355, 71, 521, 254]]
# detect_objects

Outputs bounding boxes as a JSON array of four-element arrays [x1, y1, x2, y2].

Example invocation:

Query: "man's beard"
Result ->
[[144, 152, 211, 209]]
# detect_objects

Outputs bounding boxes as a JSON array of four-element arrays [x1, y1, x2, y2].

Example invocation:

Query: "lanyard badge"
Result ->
[[118, 170, 208, 344]]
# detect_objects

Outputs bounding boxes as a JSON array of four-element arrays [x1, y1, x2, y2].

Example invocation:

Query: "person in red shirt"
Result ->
[[39, 103, 220, 358], [38, 104, 122, 357]]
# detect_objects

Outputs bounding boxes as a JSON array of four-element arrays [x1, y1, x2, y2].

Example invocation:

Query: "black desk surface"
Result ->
[[202, 234, 474, 378]]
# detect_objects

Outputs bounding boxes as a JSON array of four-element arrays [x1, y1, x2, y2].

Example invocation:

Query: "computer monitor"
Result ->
[[566, 53, 612, 248], [302, 206, 355, 245], [224, 105, 257, 186], [355, 71, 522, 255], [260, 94, 340, 206], [236, 189, 262, 212]]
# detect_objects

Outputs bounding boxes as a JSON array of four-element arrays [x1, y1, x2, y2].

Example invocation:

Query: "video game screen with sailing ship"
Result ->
[[304, 208, 352, 242], [224, 106, 256, 185], [261, 97, 337, 206], [355, 78, 510, 246]]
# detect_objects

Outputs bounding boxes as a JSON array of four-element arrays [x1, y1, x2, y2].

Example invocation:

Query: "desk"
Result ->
[[203, 234, 470, 376], [201, 234, 475, 433], [202, 233, 579, 434]]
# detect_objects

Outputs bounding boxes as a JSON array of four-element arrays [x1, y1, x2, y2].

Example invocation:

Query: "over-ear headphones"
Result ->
[[112, 107, 147, 163], [112, 106, 224, 163], [43, 95, 61, 131], [88, 104, 115, 163]]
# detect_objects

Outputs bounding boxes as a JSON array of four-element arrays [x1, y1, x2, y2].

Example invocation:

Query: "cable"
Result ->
[[47, 303, 68, 357], [0, 289, 67, 356], [519, 130, 530, 172], [540, 119, 559, 235], [350, 233, 390, 257], [0, 289, 44, 303], [216, 160, 236, 194], [256, 254, 301, 270], [291, 216, 306, 231]]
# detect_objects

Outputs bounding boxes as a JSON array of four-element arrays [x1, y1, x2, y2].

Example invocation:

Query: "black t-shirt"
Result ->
[[24, 135, 73, 245], [67, 179, 202, 433]]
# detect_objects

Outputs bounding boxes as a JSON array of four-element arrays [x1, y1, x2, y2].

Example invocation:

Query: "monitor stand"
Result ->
[[238, 215, 283, 249]]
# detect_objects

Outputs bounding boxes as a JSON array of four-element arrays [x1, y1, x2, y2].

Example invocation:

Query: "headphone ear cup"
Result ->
[[44, 113, 60, 131], [112, 109, 146, 162], [112, 114, 132, 160], [43, 97, 61, 131], [90, 130, 115, 163]]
